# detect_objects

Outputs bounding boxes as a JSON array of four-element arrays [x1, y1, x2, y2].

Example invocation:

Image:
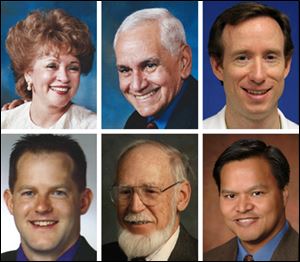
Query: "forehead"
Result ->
[[115, 22, 165, 62], [222, 16, 285, 53], [117, 144, 173, 185], [220, 157, 278, 189], [15, 151, 74, 185]]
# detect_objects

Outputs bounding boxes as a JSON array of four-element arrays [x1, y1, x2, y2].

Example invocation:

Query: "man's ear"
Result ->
[[180, 45, 192, 79], [282, 186, 289, 207], [210, 56, 224, 82], [176, 181, 191, 212], [4, 189, 14, 215], [284, 57, 292, 79], [80, 188, 93, 215]]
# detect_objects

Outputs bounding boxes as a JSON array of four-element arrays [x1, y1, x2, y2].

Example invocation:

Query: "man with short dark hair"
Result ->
[[204, 139, 299, 261], [204, 2, 298, 129], [1, 134, 96, 261]]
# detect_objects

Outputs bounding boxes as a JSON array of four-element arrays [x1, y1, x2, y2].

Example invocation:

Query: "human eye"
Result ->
[[143, 186, 160, 196], [145, 62, 158, 72], [223, 193, 236, 199], [68, 64, 80, 72], [20, 190, 35, 197], [46, 63, 58, 70], [251, 191, 264, 197], [117, 66, 131, 76], [118, 187, 132, 196], [52, 190, 67, 197], [265, 53, 279, 63], [235, 54, 249, 62]]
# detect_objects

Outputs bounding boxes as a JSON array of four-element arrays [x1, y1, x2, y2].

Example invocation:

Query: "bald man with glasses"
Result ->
[[102, 140, 198, 261]]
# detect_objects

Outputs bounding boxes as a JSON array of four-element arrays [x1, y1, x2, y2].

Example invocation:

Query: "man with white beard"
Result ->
[[102, 140, 198, 261]]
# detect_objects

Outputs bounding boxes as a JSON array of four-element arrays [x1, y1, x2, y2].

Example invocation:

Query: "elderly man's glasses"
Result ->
[[110, 181, 183, 206]]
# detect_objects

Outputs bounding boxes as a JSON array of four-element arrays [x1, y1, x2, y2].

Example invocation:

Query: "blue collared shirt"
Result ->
[[16, 237, 80, 261], [147, 79, 189, 129], [236, 221, 289, 261]]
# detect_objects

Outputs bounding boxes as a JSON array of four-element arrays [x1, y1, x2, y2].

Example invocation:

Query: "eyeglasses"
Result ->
[[110, 181, 183, 206]]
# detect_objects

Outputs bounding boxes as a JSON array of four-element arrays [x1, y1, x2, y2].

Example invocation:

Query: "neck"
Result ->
[[21, 236, 79, 261], [225, 106, 281, 129], [30, 100, 71, 128], [240, 217, 287, 254]]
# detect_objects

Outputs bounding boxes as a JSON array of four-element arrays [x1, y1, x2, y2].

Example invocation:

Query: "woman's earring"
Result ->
[[27, 82, 32, 91]]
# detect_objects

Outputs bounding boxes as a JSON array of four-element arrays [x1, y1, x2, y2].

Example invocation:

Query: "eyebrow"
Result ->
[[221, 184, 269, 194], [230, 48, 283, 57], [16, 184, 70, 192], [117, 57, 160, 69]]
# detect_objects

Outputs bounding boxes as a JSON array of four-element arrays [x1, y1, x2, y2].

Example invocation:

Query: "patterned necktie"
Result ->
[[146, 121, 158, 129], [243, 254, 254, 261]]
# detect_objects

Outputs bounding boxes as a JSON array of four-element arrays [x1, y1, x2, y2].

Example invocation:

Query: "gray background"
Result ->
[[102, 134, 198, 245], [1, 134, 97, 252]]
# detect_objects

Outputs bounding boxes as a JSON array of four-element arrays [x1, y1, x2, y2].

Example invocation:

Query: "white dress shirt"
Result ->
[[144, 226, 180, 261], [203, 106, 299, 129]]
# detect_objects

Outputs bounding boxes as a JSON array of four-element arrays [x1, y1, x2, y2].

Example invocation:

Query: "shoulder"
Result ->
[[1, 250, 17, 261], [203, 237, 237, 261], [124, 111, 147, 129], [272, 225, 299, 260], [66, 104, 97, 129], [203, 106, 226, 129], [1, 102, 30, 129], [278, 109, 299, 129], [169, 225, 198, 261], [73, 236, 97, 261], [167, 75, 198, 129], [102, 241, 127, 261]]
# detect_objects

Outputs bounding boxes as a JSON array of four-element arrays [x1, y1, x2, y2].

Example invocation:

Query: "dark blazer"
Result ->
[[124, 75, 198, 129], [102, 225, 198, 261], [203, 225, 299, 261], [1, 235, 96, 261]]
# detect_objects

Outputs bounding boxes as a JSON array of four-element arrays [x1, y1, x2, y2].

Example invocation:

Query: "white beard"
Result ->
[[118, 209, 177, 259]]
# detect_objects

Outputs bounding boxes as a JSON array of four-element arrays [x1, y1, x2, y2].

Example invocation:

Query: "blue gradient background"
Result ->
[[203, 1, 299, 124], [1, 1, 97, 112], [102, 1, 198, 129]]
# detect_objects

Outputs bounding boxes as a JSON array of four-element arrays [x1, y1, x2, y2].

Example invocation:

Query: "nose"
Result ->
[[35, 195, 53, 214], [56, 67, 70, 83], [236, 195, 254, 213], [129, 191, 146, 213], [130, 71, 148, 92], [248, 58, 266, 85]]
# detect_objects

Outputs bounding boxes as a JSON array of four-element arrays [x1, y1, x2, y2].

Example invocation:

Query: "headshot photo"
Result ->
[[102, 134, 198, 260], [102, 1, 198, 129], [203, 134, 299, 261], [203, 1, 299, 129], [1, 1, 97, 129], [1, 134, 97, 261]]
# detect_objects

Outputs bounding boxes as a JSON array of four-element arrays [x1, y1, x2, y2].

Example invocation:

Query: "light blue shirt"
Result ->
[[147, 79, 188, 129], [237, 221, 289, 261]]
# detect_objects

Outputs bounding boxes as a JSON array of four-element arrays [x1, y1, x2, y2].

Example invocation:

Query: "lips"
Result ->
[[30, 220, 58, 227], [50, 86, 70, 94], [242, 87, 272, 95], [133, 87, 160, 100], [234, 217, 258, 227]]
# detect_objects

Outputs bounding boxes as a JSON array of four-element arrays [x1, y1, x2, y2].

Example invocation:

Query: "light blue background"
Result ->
[[1, 1, 97, 112], [203, 1, 299, 124], [102, 1, 198, 128]]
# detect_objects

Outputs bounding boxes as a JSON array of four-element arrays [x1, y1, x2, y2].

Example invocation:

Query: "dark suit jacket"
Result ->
[[102, 225, 198, 261], [203, 225, 299, 261], [124, 75, 198, 129], [1, 235, 96, 261]]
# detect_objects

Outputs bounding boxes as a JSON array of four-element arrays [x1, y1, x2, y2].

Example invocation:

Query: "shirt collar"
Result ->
[[237, 221, 289, 261], [147, 79, 189, 129], [145, 226, 180, 261], [17, 237, 81, 261]]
